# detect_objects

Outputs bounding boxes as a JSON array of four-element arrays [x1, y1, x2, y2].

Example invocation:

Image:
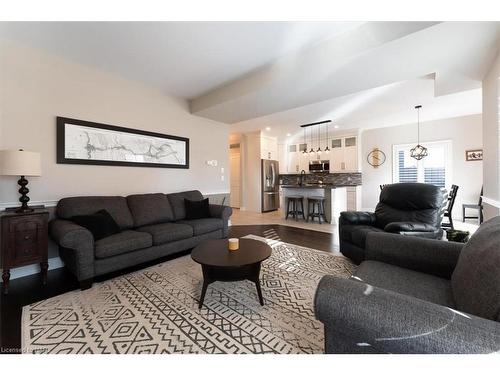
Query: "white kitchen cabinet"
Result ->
[[329, 136, 359, 172], [277, 143, 286, 174], [261, 135, 278, 160], [346, 186, 357, 211], [343, 137, 358, 171], [284, 143, 311, 173], [298, 150, 309, 173], [330, 138, 344, 171], [288, 148, 299, 173]]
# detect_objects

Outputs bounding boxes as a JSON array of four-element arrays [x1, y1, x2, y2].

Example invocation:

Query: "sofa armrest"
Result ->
[[384, 221, 437, 233], [365, 232, 463, 278], [339, 211, 376, 226], [314, 276, 500, 354], [49, 219, 95, 281], [209, 204, 233, 220]]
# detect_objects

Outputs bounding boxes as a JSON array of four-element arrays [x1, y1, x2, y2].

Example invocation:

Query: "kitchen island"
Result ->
[[280, 184, 347, 224]]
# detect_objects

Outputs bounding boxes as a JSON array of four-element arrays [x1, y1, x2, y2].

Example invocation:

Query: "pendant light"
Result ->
[[410, 105, 428, 160], [309, 126, 315, 154], [316, 124, 322, 155], [324, 122, 330, 154], [302, 126, 307, 156]]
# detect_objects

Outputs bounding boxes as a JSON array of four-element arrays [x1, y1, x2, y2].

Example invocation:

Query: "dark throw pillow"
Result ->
[[184, 198, 210, 220], [71, 209, 121, 241]]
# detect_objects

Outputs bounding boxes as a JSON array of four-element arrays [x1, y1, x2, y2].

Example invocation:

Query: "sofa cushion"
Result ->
[[167, 190, 204, 220], [180, 218, 223, 236], [354, 260, 455, 307], [348, 226, 385, 248], [70, 209, 121, 240], [57, 196, 134, 230], [184, 198, 210, 220], [137, 223, 193, 245], [95, 230, 152, 259], [127, 193, 174, 227], [451, 216, 500, 321]]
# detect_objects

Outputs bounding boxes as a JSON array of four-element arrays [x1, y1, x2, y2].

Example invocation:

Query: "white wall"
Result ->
[[0, 39, 230, 205], [361, 114, 483, 219], [482, 51, 500, 220], [242, 131, 262, 212]]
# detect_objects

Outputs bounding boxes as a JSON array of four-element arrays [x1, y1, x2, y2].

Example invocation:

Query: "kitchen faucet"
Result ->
[[300, 170, 306, 186]]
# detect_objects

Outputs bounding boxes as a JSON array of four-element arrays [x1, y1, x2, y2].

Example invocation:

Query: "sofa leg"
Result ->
[[79, 278, 93, 290]]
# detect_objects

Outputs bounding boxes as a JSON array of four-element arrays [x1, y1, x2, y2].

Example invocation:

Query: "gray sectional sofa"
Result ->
[[50, 190, 232, 288], [315, 215, 500, 353]]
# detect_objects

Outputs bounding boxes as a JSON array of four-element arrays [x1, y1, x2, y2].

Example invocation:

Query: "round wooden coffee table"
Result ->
[[191, 238, 272, 308]]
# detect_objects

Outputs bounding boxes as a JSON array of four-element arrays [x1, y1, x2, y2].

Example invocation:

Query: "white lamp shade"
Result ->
[[0, 150, 41, 176]]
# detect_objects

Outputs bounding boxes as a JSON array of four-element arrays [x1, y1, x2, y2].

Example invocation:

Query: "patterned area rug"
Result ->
[[22, 235, 355, 354]]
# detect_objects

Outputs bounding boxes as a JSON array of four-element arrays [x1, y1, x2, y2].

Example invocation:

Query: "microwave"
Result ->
[[309, 160, 330, 173]]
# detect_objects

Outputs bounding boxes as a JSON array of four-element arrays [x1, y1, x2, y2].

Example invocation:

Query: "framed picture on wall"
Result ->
[[57, 117, 189, 169], [465, 149, 483, 161]]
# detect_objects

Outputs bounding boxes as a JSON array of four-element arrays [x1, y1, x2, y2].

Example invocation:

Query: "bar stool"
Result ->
[[307, 196, 327, 224], [285, 195, 305, 221]]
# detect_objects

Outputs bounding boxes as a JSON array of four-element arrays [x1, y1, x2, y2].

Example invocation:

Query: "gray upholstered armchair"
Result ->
[[315, 216, 500, 354]]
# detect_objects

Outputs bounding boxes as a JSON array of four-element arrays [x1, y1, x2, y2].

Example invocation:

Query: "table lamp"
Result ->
[[0, 149, 42, 213]]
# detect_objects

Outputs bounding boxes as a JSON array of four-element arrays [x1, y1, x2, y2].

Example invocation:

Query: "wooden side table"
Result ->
[[0, 210, 49, 294]]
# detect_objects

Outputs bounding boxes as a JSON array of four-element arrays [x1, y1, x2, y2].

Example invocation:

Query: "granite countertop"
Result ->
[[280, 184, 357, 189]]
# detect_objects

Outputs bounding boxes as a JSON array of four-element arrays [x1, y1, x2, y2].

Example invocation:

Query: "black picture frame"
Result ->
[[56, 117, 190, 169], [465, 149, 483, 162]]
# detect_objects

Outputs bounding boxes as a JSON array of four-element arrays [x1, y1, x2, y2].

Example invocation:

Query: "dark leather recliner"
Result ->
[[339, 183, 447, 264]]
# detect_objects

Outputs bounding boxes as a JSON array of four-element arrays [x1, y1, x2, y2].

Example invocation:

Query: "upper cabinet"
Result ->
[[277, 143, 286, 173], [287, 144, 299, 173], [261, 135, 278, 160], [343, 136, 358, 171], [285, 143, 310, 173], [330, 136, 358, 172], [283, 135, 359, 173]]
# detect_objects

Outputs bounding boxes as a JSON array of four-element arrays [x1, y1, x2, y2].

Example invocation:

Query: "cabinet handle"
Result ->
[[24, 235, 31, 240]]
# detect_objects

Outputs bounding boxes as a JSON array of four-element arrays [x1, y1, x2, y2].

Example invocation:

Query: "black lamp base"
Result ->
[[16, 175, 34, 213]]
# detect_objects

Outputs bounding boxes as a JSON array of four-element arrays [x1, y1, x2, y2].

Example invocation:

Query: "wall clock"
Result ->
[[367, 148, 386, 168]]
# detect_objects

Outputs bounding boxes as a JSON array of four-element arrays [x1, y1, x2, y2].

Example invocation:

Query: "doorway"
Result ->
[[230, 143, 241, 208]]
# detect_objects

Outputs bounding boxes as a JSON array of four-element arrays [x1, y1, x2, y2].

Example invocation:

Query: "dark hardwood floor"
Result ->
[[0, 224, 337, 353]]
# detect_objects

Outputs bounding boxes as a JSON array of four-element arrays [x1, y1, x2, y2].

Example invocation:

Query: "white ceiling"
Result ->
[[0, 21, 497, 137], [231, 76, 482, 142], [192, 22, 499, 123], [0, 21, 362, 98]]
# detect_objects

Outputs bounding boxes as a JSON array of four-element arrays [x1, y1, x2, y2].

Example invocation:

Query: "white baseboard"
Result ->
[[0, 257, 64, 282], [482, 196, 500, 208]]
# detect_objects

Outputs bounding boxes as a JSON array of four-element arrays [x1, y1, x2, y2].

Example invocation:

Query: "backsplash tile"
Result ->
[[279, 172, 362, 186]]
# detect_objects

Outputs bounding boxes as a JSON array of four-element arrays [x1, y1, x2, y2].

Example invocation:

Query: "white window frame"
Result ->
[[392, 140, 452, 188]]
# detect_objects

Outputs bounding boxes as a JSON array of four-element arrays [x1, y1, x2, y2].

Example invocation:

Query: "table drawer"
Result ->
[[15, 229, 39, 246], [1, 213, 48, 268], [8, 215, 46, 233], [15, 244, 41, 262]]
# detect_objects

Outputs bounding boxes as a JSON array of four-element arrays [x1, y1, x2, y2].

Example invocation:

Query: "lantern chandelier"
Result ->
[[410, 105, 428, 161]]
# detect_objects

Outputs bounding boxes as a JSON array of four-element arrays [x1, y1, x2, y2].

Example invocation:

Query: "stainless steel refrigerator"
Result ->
[[261, 159, 280, 212]]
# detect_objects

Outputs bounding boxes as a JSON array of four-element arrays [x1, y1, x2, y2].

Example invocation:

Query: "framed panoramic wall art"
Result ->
[[56, 117, 189, 169], [465, 149, 483, 161]]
